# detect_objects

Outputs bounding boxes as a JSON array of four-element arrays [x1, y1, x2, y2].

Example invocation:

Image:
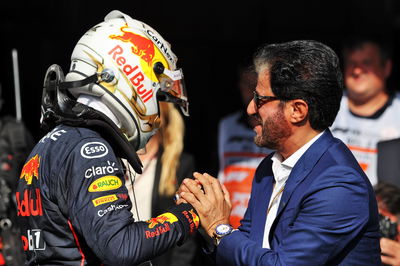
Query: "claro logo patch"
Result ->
[[88, 176, 122, 192], [81, 142, 108, 159], [85, 161, 118, 179]]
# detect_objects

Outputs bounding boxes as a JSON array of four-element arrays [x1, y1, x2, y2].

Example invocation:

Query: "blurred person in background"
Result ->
[[375, 181, 400, 265], [217, 60, 271, 228], [124, 102, 202, 266], [0, 81, 35, 266], [331, 34, 400, 185], [377, 138, 400, 188]]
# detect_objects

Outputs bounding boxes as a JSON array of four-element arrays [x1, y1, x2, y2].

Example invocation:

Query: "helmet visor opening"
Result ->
[[158, 68, 189, 116]]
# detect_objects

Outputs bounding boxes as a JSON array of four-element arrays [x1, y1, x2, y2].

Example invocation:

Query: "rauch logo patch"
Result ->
[[88, 176, 122, 192]]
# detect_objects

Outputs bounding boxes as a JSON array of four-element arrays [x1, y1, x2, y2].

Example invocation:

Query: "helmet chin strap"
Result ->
[[59, 73, 98, 91]]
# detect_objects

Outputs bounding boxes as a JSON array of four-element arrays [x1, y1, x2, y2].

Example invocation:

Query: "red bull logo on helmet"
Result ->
[[110, 24, 155, 66], [20, 154, 40, 185], [108, 44, 154, 103]]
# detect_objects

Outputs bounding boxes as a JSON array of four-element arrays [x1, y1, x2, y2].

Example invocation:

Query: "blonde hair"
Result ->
[[158, 102, 185, 196]]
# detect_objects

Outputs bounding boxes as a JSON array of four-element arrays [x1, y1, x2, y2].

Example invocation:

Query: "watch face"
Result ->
[[216, 224, 233, 236]]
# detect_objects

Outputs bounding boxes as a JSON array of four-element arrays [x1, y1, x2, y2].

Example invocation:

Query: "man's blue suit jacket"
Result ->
[[216, 130, 381, 265]]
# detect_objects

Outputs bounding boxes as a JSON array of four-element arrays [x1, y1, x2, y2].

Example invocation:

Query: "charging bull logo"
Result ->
[[189, 210, 200, 228], [20, 154, 40, 185], [146, 212, 178, 228], [110, 24, 155, 66], [145, 212, 178, 239]]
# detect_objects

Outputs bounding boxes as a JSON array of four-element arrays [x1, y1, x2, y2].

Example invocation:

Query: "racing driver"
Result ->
[[16, 10, 199, 265]]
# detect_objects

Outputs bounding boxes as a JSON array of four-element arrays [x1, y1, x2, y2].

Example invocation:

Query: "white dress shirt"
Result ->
[[262, 131, 324, 248]]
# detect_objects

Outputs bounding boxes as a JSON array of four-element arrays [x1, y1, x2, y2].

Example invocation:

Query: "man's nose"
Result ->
[[247, 99, 256, 115], [347, 62, 367, 76], [352, 66, 364, 76]]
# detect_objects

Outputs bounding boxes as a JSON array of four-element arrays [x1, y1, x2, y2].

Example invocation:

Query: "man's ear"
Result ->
[[384, 59, 392, 79], [286, 99, 308, 123]]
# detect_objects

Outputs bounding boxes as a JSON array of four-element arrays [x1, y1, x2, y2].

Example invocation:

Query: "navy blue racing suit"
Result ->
[[16, 124, 199, 265]]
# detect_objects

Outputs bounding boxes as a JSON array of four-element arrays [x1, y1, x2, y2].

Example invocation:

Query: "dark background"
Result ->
[[2, 0, 400, 175]]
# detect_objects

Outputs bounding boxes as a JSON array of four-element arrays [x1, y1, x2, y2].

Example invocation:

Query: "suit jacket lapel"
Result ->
[[250, 156, 275, 246], [276, 130, 335, 217]]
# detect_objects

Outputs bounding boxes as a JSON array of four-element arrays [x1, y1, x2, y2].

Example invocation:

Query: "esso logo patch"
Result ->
[[81, 142, 109, 159]]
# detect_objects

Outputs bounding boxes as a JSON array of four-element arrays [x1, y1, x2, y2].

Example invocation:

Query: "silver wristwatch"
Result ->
[[213, 224, 234, 245]]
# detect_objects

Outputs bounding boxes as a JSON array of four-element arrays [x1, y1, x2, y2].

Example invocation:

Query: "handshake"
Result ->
[[174, 172, 232, 239]]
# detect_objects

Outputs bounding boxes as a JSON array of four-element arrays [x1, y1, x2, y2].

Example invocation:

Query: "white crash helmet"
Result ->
[[65, 10, 188, 150]]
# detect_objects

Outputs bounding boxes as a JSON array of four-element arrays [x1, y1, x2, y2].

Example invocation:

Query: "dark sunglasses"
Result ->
[[253, 90, 279, 109]]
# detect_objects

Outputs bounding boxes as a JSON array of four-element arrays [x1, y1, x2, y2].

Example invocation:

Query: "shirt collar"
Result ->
[[282, 130, 325, 168], [271, 130, 325, 182]]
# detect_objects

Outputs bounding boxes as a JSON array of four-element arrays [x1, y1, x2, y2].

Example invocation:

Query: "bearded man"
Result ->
[[179, 40, 381, 265]]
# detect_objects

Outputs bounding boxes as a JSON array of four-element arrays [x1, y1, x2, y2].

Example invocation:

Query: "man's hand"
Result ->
[[179, 172, 232, 238], [381, 237, 400, 265], [174, 177, 203, 204]]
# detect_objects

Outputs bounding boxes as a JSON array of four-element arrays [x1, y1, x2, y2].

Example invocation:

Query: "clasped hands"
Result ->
[[175, 172, 232, 238]]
